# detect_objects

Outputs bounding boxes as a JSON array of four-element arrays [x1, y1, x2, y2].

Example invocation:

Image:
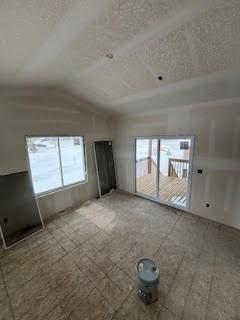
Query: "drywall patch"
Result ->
[[232, 119, 240, 155], [203, 174, 210, 203], [224, 175, 234, 212], [193, 157, 240, 171], [209, 119, 216, 154]]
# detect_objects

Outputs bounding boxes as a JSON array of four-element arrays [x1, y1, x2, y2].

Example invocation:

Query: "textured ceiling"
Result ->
[[0, 0, 240, 114]]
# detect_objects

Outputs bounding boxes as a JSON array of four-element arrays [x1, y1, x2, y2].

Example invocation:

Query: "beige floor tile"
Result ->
[[59, 222, 75, 233], [58, 272, 95, 316], [201, 223, 220, 254], [72, 219, 100, 240], [0, 297, 13, 320], [108, 242, 131, 263], [158, 271, 175, 303], [53, 217, 68, 229], [42, 255, 79, 289], [0, 272, 7, 302], [182, 292, 207, 320], [45, 221, 59, 233], [0, 244, 33, 275], [89, 229, 111, 251], [4, 259, 42, 292], [108, 265, 135, 294], [96, 276, 127, 310], [54, 268, 91, 301], [50, 229, 67, 241], [2, 192, 240, 320], [66, 214, 86, 228], [58, 236, 76, 252], [69, 288, 115, 320], [118, 294, 152, 320], [129, 290, 163, 320], [37, 243, 66, 270], [164, 257, 196, 318], [14, 291, 59, 320], [74, 253, 106, 282], [96, 256, 115, 275], [77, 239, 115, 274], [175, 214, 202, 232], [0, 245, 5, 258], [112, 312, 126, 320], [8, 273, 51, 310], [87, 210, 114, 229], [45, 305, 67, 320], [209, 275, 240, 318], [214, 255, 240, 281], [67, 231, 86, 246], [154, 239, 185, 279], [168, 226, 205, 252], [26, 230, 55, 251], [67, 246, 86, 265], [29, 236, 60, 261], [190, 251, 215, 298], [129, 238, 160, 259], [205, 304, 235, 320], [9, 272, 52, 311], [158, 307, 181, 320], [80, 241, 108, 262], [217, 229, 240, 261], [117, 252, 139, 280], [190, 267, 212, 298], [164, 286, 188, 318]]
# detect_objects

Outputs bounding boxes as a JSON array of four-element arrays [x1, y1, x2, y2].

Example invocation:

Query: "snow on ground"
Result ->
[[136, 138, 191, 176], [27, 137, 85, 194]]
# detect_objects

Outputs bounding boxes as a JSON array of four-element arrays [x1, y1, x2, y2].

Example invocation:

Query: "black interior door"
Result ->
[[94, 141, 116, 196]]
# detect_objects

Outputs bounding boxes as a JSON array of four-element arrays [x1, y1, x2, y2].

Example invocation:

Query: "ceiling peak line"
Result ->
[[77, 0, 219, 80]]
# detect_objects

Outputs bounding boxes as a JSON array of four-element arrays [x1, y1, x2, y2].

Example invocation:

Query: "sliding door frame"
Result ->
[[134, 135, 195, 212]]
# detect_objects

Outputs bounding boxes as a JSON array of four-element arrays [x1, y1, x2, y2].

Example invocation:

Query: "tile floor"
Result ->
[[0, 191, 240, 320]]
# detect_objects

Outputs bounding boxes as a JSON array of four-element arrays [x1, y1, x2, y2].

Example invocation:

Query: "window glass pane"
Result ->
[[26, 137, 62, 194], [136, 139, 158, 198], [59, 137, 86, 186]]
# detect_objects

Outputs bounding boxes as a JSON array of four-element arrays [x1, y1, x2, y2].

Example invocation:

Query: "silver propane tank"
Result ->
[[135, 257, 160, 304]]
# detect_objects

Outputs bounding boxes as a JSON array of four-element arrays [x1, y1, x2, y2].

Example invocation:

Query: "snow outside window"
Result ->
[[26, 136, 87, 195]]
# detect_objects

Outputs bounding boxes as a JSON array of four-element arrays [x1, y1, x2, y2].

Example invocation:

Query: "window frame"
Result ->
[[25, 135, 88, 198]]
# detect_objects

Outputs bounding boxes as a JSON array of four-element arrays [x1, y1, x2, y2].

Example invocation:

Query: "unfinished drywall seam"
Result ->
[[209, 120, 216, 154], [232, 120, 240, 155], [224, 175, 234, 213]]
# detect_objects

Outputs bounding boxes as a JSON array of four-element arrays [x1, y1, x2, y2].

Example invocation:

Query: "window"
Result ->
[[26, 136, 87, 195]]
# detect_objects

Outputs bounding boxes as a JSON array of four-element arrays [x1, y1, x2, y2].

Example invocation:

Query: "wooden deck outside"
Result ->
[[136, 173, 188, 207]]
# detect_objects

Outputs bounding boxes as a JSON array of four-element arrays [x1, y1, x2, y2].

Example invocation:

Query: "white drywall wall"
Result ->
[[113, 101, 240, 229], [0, 91, 113, 220]]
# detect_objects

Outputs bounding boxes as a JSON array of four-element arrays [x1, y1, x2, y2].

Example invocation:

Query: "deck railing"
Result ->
[[137, 157, 189, 179], [136, 157, 157, 174], [168, 158, 189, 179]]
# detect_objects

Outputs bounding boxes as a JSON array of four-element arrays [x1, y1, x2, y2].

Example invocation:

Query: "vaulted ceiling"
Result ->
[[1, 0, 240, 114]]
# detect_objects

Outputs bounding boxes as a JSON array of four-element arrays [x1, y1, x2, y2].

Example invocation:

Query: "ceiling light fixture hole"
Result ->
[[106, 53, 113, 59]]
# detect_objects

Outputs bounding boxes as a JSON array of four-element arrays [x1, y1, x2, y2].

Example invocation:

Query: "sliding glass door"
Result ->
[[135, 136, 193, 211], [158, 138, 192, 208], [135, 139, 158, 198]]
